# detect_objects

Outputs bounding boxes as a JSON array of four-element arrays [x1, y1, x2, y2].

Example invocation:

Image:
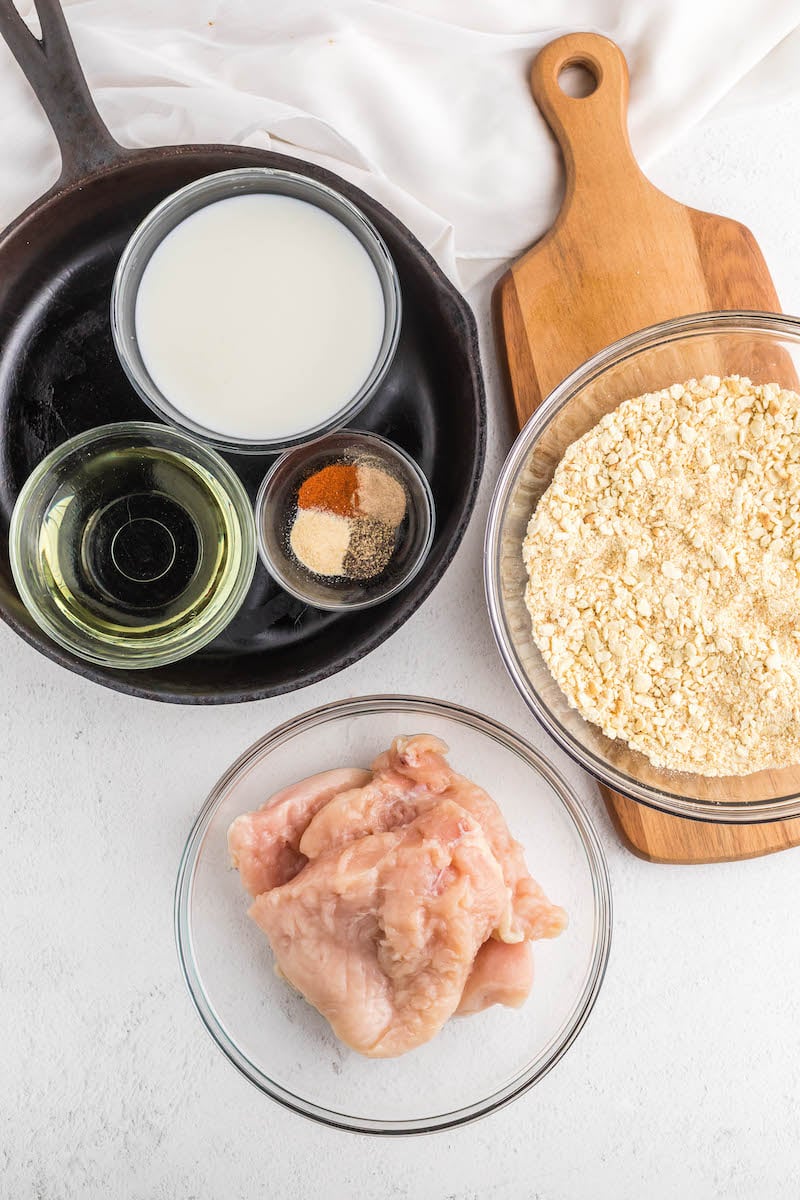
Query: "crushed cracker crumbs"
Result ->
[[523, 375, 800, 777]]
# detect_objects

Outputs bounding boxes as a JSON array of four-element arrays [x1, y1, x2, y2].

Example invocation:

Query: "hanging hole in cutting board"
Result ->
[[557, 61, 598, 98]]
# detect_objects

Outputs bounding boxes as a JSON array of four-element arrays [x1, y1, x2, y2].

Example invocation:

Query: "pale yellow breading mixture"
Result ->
[[523, 376, 800, 776]]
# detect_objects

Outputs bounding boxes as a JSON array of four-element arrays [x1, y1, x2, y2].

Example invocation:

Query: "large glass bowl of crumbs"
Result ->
[[486, 311, 800, 823], [256, 431, 434, 610]]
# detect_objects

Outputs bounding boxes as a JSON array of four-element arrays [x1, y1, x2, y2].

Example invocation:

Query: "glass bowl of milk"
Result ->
[[111, 168, 402, 455]]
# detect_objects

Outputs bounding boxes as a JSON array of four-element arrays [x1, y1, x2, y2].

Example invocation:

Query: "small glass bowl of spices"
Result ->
[[256, 431, 434, 610]]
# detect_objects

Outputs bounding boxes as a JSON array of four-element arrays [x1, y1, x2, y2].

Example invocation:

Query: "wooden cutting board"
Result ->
[[495, 30, 800, 864]]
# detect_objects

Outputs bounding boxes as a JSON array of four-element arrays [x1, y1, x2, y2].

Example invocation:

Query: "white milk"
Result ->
[[134, 193, 387, 440]]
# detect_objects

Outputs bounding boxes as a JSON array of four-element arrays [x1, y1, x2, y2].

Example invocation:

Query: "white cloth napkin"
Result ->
[[2, 0, 800, 287]]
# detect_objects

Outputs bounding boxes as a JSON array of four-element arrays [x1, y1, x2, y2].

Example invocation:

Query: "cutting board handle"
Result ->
[[531, 33, 640, 197]]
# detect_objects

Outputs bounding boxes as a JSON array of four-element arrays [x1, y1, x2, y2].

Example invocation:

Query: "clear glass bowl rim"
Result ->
[[254, 431, 436, 611], [110, 167, 403, 455], [9, 420, 257, 669], [485, 310, 800, 823], [174, 693, 612, 1136]]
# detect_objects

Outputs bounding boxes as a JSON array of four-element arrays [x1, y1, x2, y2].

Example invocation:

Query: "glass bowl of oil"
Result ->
[[9, 422, 257, 669]]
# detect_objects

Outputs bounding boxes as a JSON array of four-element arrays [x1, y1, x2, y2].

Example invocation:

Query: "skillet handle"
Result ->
[[0, 0, 127, 185]]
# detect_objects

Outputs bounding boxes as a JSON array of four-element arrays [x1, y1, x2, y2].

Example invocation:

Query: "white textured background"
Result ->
[[3, 75, 800, 1200]]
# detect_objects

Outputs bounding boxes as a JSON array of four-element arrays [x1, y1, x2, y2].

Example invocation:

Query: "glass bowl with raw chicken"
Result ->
[[175, 696, 611, 1135]]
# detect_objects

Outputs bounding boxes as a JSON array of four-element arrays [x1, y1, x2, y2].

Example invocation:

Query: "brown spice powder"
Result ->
[[355, 464, 406, 527]]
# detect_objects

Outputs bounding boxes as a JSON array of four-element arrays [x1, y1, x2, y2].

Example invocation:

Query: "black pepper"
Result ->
[[342, 517, 396, 580]]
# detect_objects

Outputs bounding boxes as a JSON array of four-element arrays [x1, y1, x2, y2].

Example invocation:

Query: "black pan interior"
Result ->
[[0, 146, 485, 702]]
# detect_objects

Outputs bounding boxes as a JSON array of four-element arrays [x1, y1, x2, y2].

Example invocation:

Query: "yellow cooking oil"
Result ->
[[35, 444, 239, 645]]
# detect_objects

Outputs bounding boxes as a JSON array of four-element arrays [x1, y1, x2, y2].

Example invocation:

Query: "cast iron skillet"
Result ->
[[0, 0, 485, 703]]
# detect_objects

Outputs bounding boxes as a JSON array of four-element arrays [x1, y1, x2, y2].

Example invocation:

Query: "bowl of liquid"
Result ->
[[9, 422, 257, 669], [111, 168, 402, 455]]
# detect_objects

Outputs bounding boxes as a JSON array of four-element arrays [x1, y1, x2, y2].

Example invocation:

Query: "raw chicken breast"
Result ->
[[299, 734, 567, 943], [249, 800, 512, 1057], [227, 767, 371, 896], [298, 735, 449, 860], [456, 940, 533, 1015], [228, 735, 567, 1056]]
